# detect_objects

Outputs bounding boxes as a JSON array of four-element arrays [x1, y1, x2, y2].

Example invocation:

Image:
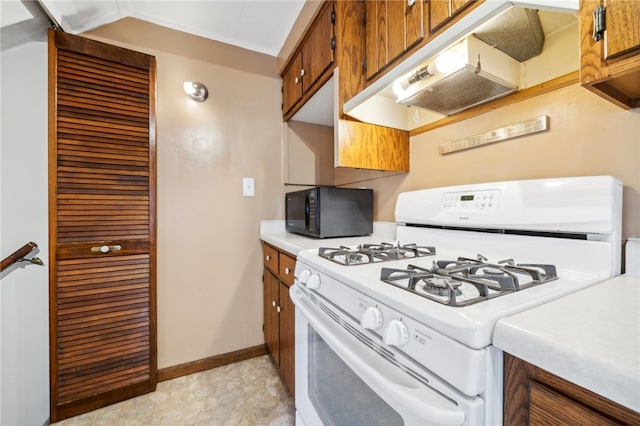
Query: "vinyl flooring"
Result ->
[[52, 355, 295, 426]]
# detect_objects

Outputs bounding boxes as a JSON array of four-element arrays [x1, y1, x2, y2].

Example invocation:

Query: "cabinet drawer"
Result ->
[[262, 243, 279, 274], [279, 253, 296, 287]]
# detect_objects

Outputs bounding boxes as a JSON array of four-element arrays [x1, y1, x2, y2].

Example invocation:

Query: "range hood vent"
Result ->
[[474, 7, 545, 62], [398, 65, 517, 116], [394, 35, 521, 116]]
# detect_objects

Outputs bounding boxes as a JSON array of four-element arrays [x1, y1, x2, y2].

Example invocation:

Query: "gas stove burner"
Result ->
[[319, 242, 435, 266], [381, 255, 559, 307], [420, 276, 462, 297], [436, 254, 558, 290], [318, 246, 373, 265]]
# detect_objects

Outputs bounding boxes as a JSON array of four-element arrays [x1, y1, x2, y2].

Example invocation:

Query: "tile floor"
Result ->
[[53, 355, 295, 426]]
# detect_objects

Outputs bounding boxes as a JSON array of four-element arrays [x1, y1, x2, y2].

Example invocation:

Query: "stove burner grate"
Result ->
[[319, 242, 436, 266], [381, 255, 558, 307]]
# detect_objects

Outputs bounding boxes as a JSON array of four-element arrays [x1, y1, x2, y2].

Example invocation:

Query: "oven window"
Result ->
[[308, 325, 403, 426]]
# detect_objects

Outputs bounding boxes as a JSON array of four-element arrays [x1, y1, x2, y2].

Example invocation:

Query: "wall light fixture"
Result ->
[[183, 81, 208, 102]]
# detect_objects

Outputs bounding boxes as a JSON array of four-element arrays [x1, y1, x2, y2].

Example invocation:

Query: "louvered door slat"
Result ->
[[59, 138, 150, 153], [49, 29, 156, 422]]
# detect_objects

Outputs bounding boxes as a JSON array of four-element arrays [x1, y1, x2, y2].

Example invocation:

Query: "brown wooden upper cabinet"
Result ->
[[579, 0, 640, 109], [282, 52, 303, 115], [282, 1, 410, 175], [365, 0, 425, 80], [282, 2, 335, 116], [430, 0, 477, 34]]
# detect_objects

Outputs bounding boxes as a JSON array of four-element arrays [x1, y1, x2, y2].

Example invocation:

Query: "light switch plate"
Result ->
[[243, 178, 255, 197]]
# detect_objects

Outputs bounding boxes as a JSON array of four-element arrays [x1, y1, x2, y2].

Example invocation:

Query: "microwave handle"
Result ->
[[291, 285, 467, 426], [305, 193, 310, 229]]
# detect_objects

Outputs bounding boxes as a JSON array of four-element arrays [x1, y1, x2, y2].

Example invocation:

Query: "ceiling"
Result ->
[[1, 0, 306, 56]]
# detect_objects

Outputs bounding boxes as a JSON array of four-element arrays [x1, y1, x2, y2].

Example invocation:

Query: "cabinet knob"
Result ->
[[294, 77, 299, 84], [407, 0, 416, 6], [272, 300, 276, 307], [277, 306, 281, 313], [284, 267, 290, 275], [266, 255, 271, 261], [300, 69, 305, 77]]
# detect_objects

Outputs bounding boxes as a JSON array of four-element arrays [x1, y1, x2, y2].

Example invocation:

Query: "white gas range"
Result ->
[[290, 176, 622, 426]]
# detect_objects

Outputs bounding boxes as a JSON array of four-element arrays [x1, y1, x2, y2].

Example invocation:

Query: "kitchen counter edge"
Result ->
[[493, 273, 640, 413]]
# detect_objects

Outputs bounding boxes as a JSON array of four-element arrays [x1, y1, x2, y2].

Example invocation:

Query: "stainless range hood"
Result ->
[[343, 1, 579, 131]]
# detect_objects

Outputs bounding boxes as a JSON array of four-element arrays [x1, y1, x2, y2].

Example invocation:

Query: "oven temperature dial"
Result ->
[[297, 269, 311, 284], [306, 274, 321, 290], [360, 306, 383, 330], [384, 320, 408, 347]]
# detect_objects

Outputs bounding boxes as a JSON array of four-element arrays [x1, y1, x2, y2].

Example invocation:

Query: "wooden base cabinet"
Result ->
[[262, 242, 295, 396], [503, 353, 640, 425]]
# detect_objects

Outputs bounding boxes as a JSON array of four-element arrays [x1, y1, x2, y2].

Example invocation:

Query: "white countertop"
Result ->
[[493, 273, 640, 412], [259, 221, 397, 255]]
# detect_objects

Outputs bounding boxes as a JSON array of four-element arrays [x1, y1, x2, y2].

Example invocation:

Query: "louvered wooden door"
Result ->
[[48, 29, 157, 422]]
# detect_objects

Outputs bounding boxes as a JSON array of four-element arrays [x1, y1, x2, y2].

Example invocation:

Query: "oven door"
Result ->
[[291, 285, 483, 426]]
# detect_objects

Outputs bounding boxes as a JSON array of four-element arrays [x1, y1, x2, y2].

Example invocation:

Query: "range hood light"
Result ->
[[435, 50, 466, 74], [394, 42, 467, 100], [393, 62, 438, 98]]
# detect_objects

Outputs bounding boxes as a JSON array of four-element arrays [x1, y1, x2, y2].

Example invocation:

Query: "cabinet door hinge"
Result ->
[[331, 10, 336, 24], [330, 37, 336, 50], [592, 5, 606, 41]]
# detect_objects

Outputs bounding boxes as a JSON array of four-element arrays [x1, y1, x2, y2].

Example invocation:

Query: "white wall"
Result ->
[[0, 40, 50, 425]]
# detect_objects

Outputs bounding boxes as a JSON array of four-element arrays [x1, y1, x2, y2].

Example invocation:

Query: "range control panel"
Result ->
[[441, 189, 500, 213]]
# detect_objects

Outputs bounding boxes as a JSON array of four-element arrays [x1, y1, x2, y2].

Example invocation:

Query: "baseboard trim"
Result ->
[[157, 344, 269, 382]]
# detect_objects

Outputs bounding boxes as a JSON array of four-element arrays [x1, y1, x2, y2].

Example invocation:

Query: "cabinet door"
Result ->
[[365, 0, 380, 79], [282, 52, 303, 114], [262, 242, 279, 275], [580, 0, 640, 109], [336, 119, 409, 172], [279, 283, 295, 396], [263, 268, 280, 364], [279, 252, 296, 287], [302, 3, 335, 93], [365, 0, 424, 79], [604, 0, 640, 60], [504, 353, 640, 425], [430, 0, 451, 33], [451, 0, 474, 16], [406, 0, 425, 50], [387, 0, 405, 62], [49, 29, 156, 422]]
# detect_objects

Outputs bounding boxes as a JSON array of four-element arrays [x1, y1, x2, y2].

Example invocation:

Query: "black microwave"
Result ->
[[285, 187, 373, 238]]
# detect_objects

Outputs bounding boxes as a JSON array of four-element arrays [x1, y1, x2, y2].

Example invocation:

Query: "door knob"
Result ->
[[91, 244, 122, 254]]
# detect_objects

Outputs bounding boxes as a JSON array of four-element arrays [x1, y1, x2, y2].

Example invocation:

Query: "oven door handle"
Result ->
[[292, 286, 467, 426]]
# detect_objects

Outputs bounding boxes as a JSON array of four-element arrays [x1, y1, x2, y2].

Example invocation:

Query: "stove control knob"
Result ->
[[384, 320, 408, 347], [361, 307, 383, 330], [297, 269, 311, 284], [306, 274, 321, 290]]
